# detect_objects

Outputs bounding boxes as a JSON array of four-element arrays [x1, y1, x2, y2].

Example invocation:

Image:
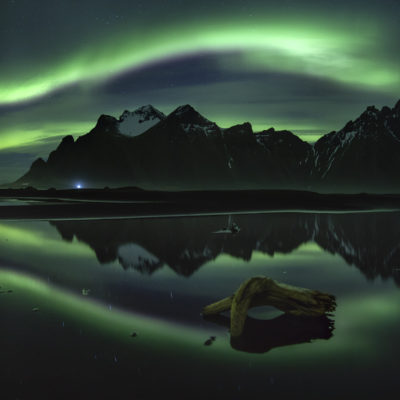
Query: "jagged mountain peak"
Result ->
[[96, 114, 118, 126], [21, 157, 47, 183], [118, 105, 165, 137], [255, 127, 310, 148], [356, 105, 380, 124], [319, 102, 396, 146], [258, 127, 275, 135], [119, 104, 165, 122], [165, 104, 220, 135], [358, 102, 400, 124], [220, 123, 255, 145], [31, 157, 46, 169], [138, 104, 163, 114], [88, 114, 120, 136], [59, 135, 74, 147], [313, 99, 400, 187], [224, 122, 253, 134], [169, 104, 213, 124], [171, 104, 197, 115], [52, 135, 75, 155], [364, 105, 379, 114]]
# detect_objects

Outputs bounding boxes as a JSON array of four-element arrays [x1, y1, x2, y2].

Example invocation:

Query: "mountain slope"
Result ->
[[313, 100, 400, 192]]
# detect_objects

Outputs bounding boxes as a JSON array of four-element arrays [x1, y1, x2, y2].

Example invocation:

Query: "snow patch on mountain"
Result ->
[[117, 243, 160, 270], [180, 246, 213, 260], [341, 130, 357, 146], [181, 123, 217, 135], [339, 239, 357, 257], [118, 105, 165, 137]]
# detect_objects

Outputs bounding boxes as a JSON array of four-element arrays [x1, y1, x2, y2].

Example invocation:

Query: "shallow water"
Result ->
[[0, 198, 41, 206], [0, 212, 399, 399]]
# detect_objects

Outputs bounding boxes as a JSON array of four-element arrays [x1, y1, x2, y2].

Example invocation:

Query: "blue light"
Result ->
[[75, 183, 82, 189]]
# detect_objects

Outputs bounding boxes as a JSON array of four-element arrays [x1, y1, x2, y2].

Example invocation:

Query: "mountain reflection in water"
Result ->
[[50, 212, 400, 284]]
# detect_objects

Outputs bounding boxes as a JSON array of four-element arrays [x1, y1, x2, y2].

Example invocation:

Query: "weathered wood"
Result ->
[[202, 276, 336, 337]]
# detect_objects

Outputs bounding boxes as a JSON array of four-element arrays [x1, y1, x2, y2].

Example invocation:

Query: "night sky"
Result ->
[[0, 0, 399, 183]]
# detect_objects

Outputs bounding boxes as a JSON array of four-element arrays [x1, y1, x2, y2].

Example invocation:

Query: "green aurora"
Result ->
[[0, 0, 399, 182], [1, 20, 398, 106]]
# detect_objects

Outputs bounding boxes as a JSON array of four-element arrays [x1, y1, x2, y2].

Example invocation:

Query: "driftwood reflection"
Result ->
[[204, 313, 334, 353]]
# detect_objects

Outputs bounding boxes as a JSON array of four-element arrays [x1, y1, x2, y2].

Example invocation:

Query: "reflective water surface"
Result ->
[[1, 212, 399, 399], [0, 198, 43, 206]]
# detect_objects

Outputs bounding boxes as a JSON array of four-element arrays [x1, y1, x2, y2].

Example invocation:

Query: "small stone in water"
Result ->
[[130, 332, 137, 338], [32, 307, 39, 312]]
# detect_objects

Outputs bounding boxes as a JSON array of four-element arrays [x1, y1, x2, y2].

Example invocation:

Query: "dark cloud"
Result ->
[[101, 52, 235, 94]]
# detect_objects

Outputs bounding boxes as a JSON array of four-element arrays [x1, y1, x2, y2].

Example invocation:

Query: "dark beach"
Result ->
[[1, 188, 400, 219]]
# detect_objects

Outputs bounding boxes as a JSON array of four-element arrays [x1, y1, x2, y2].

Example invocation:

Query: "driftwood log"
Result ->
[[202, 276, 336, 337]]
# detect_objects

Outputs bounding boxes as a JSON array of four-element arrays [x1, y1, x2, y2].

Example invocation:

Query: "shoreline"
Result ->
[[1, 188, 400, 220]]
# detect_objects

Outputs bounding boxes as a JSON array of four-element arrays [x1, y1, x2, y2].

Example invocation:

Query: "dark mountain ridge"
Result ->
[[15, 100, 400, 192], [313, 100, 400, 192]]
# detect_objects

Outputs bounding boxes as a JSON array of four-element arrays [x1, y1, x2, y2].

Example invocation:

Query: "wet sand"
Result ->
[[1, 188, 400, 219]]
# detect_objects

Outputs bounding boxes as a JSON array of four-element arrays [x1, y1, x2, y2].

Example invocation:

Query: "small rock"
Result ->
[[32, 307, 40, 312], [204, 339, 213, 346], [130, 332, 137, 338]]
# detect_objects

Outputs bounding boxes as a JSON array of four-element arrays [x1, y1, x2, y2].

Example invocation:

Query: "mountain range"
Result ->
[[16, 100, 400, 192]]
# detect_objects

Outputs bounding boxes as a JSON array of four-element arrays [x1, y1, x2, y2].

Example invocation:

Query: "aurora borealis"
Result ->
[[0, 0, 399, 183]]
